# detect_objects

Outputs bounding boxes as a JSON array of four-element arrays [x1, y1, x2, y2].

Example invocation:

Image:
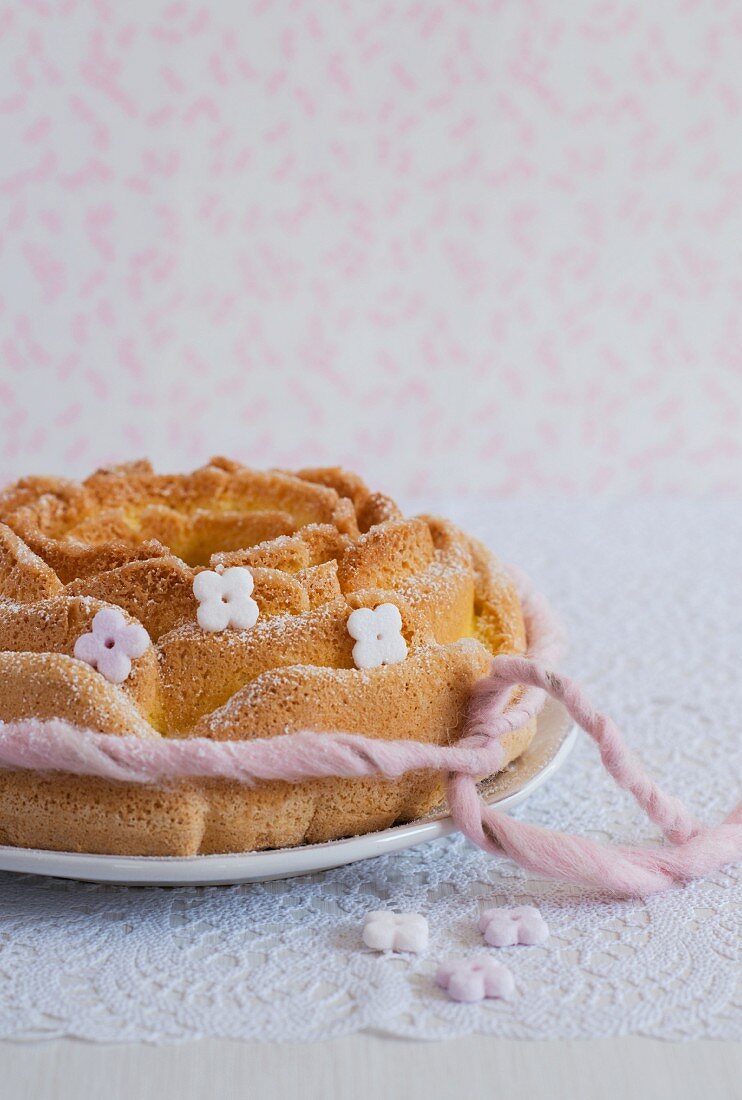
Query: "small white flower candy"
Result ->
[[346, 603, 408, 670], [192, 566, 259, 633], [73, 607, 150, 685], [362, 911, 429, 953]]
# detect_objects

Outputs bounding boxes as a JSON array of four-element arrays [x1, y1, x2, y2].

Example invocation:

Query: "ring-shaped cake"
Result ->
[[0, 458, 533, 856]]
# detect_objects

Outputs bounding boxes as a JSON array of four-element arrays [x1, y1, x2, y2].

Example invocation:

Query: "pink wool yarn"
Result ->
[[0, 719, 509, 788], [448, 656, 742, 897], [0, 570, 738, 899]]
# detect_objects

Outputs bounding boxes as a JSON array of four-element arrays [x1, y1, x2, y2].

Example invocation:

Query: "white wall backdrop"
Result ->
[[1, 0, 741, 495]]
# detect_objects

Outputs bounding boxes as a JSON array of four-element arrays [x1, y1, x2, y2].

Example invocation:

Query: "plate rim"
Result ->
[[0, 700, 576, 886]]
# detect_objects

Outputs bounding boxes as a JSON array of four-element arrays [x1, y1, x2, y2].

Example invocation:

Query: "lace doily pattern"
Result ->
[[0, 500, 739, 1042]]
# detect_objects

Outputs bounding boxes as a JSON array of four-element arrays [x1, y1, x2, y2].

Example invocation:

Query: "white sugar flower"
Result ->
[[346, 603, 407, 670], [73, 607, 150, 684], [193, 566, 259, 633], [362, 911, 429, 953]]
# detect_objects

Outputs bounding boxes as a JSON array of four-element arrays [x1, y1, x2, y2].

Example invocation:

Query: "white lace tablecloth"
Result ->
[[0, 499, 739, 1043]]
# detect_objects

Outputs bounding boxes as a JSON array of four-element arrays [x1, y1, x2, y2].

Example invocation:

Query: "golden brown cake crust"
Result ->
[[0, 459, 533, 856]]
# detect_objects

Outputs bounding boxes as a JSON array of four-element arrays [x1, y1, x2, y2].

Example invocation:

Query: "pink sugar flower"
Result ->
[[478, 906, 549, 947], [435, 957, 515, 1003], [73, 608, 150, 684]]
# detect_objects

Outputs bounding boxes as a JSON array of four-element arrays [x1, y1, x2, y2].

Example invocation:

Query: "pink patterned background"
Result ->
[[1, 1, 741, 496]]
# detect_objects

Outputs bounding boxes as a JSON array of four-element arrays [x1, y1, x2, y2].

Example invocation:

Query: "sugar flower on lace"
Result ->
[[347, 603, 408, 670], [478, 906, 549, 947], [73, 608, 150, 685], [193, 566, 259, 633], [362, 911, 429, 953], [436, 957, 515, 1003]]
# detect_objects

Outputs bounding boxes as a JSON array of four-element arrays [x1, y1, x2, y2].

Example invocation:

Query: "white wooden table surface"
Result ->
[[2, 1035, 739, 1100]]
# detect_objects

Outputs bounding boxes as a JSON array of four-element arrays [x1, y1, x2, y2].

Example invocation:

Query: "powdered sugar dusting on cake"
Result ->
[[0, 461, 525, 753]]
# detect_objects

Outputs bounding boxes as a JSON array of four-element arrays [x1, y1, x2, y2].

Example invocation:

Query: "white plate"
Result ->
[[0, 699, 575, 886]]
